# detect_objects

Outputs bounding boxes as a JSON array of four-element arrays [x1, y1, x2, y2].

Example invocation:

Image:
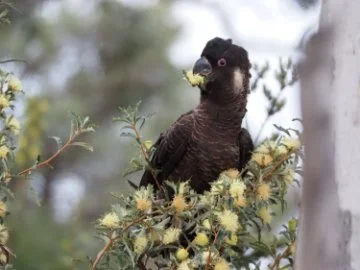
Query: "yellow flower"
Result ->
[[178, 182, 190, 195], [288, 218, 297, 232], [281, 137, 301, 151], [135, 186, 153, 201], [223, 168, 239, 179], [0, 95, 10, 109], [0, 248, 8, 266], [251, 152, 273, 167], [193, 232, 209, 247], [162, 228, 181, 244], [0, 224, 9, 244], [0, 202, 7, 218], [143, 140, 153, 151], [225, 234, 238, 245], [8, 75, 22, 92], [176, 248, 189, 261], [3, 173, 11, 184], [199, 193, 215, 206], [183, 70, 205, 87], [210, 179, 225, 195], [6, 117, 21, 135], [178, 259, 192, 270], [234, 195, 247, 207], [217, 210, 239, 233], [259, 207, 272, 224], [172, 195, 187, 213], [136, 198, 152, 211], [0, 146, 9, 159], [277, 145, 288, 156], [283, 167, 295, 185], [256, 140, 277, 154], [134, 235, 148, 254], [214, 258, 230, 270], [99, 212, 119, 229], [256, 183, 271, 201], [202, 219, 211, 230], [229, 180, 246, 198]]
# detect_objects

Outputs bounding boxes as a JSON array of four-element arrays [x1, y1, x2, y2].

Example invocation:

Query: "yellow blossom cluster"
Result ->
[[251, 137, 301, 168], [162, 227, 181, 245], [172, 195, 187, 213], [217, 210, 240, 233], [251, 152, 273, 167], [259, 207, 272, 224], [0, 146, 9, 160], [176, 248, 189, 261], [214, 258, 231, 270], [99, 212, 119, 229], [94, 130, 302, 269], [256, 183, 271, 201], [8, 75, 23, 92], [0, 224, 9, 245], [0, 95, 9, 109], [183, 70, 205, 87], [6, 117, 21, 135], [134, 186, 153, 211], [225, 234, 238, 246], [0, 202, 7, 218], [178, 260, 192, 270], [134, 234, 148, 254], [142, 140, 153, 151], [193, 232, 209, 247]]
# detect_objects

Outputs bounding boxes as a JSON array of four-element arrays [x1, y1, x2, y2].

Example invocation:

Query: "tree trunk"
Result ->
[[296, 0, 360, 269]]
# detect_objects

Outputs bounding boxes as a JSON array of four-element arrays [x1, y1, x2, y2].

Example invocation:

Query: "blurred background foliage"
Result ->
[[1, 0, 184, 269], [0, 0, 318, 269]]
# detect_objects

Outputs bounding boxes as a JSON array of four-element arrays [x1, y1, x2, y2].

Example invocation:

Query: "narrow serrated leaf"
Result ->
[[71, 142, 94, 152]]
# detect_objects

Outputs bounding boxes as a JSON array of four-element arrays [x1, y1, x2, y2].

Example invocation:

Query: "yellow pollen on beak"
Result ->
[[183, 70, 205, 87]]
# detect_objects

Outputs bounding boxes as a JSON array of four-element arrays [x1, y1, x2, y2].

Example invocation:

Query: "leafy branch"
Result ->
[[16, 113, 95, 177], [113, 102, 163, 191], [90, 103, 303, 270], [254, 58, 298, 144]]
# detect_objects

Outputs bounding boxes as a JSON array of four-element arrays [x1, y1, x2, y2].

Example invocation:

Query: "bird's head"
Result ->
[[193, 37, 251, 102]]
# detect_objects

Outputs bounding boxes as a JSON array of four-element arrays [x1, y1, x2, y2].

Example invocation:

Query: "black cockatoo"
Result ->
[[140, 37, 253, 193]]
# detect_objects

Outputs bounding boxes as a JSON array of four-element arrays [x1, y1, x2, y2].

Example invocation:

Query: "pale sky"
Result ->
[[168, 0, 321, 140]]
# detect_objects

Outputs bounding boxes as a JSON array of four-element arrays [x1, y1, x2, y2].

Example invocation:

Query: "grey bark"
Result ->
[[296, 0, 360, 269]]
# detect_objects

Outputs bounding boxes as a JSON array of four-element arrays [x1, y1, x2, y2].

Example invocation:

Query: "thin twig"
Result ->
[[263, 152, 292, 181], [17, 131, 80, 176], [131, 122, 162, 191], [254, 89, 284, 144], [90, 212, 162, 270], [91, 234, 115, 270], [269, 245, 291, 270], [0, 59, 26, 64]]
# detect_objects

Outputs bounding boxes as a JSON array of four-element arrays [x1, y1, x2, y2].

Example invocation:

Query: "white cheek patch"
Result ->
[[232, 68, 244, 94]]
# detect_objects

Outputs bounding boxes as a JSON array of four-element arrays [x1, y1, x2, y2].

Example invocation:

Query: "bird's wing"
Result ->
[[139, 111, 194, 188], [238, 127, 254, 170]]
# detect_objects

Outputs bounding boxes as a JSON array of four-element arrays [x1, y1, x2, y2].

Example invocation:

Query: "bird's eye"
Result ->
[[217, 58, 227, 67]]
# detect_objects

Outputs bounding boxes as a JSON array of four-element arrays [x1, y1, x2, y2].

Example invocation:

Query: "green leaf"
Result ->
[[29, 184, 42, 207], [49, 136, 63, 150], [71, 142, 94, 152]]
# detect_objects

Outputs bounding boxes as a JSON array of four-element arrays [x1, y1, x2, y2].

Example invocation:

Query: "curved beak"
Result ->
[[193, 57, 212, 76]]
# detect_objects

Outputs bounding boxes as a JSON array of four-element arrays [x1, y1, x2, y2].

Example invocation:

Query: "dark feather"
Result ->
[[238, 127, 254, 169], [139, 111, 194, 187]]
